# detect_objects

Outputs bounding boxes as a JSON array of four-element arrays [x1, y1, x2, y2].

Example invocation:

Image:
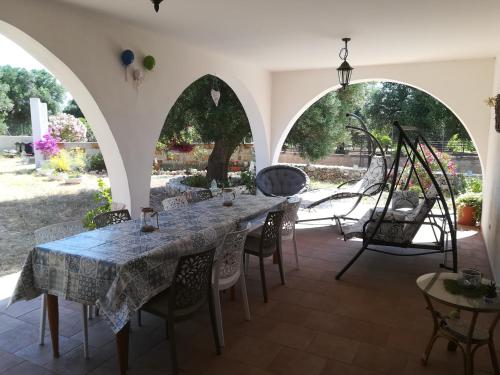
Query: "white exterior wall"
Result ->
[[482, 56, 500, 281], [0, 0, 272, 216], [270, 59, 494, 172]]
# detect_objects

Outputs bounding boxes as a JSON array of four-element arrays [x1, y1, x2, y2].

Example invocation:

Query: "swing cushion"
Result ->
[[391, 190, 420, 210], [343, 208, 406, 242]]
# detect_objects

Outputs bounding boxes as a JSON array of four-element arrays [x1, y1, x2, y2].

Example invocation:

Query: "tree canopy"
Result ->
[[0, 66, 65, 135], [284, 81, 472, 162], [161, 75, 251, 181]]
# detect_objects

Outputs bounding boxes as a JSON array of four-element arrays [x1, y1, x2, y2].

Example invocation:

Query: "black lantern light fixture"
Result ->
[[337, 38, 353, 90], [151, 0, 164, 13]]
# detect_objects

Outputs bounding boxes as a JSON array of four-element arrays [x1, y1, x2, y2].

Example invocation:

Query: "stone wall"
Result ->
[[279, 150, 482, 175], [58, 142, 100, 156], [0, 136, 33, 151], [292, 163, 366, 183], [157, 143, 254, 170]]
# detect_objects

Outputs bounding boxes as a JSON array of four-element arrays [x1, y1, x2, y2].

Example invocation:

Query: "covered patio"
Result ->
[[1, 0, 500, 374], [0, 224, 492, 375]]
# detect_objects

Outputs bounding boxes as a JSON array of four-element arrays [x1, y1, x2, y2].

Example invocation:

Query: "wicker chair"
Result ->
[[256, 165, 309, 197], [93, 209, 131, 229], [244, 210, 285, 303], [141, 248, 221, 374], [213, 228, 250, 347], [282, 198, 301, 269], [34, 221, 91, 358], [162, 195, 188, 211], [185, 189, 213, 203]]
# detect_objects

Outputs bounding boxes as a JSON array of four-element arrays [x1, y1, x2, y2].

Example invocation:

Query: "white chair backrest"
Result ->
[[34, 220, 86, 245], [217, 228, 248, 281], [282, 198, 301, 239], [162, 195, 188, 211], [359, 156, 386, 194]]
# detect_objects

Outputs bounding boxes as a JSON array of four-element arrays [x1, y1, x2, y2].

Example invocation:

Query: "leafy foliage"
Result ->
[[48, 113, 87, 142], [285, 84, 367, 162], [183, 174, 211, 188], [0, 66, 65, 135], [83, 178, 112, 230], [240, 169, 256, 194], [456, 192, 482, 223], [86, 152, 107, 172], [160, 75, 250, 181], [447, 133, 476, 153], [63, 99, 83, 118]]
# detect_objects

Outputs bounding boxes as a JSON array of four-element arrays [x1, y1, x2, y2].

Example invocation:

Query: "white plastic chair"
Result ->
[[282, 197, 301, 269], [212, 228, 250, 347], [34, 220, 91, 359], [161, 195, 188, 211]]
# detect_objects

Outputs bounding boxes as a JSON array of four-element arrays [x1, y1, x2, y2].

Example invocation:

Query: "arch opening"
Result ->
[[0, 21, 129, 276], [273, 79, 484, 178], [152, 74, 260, 198]]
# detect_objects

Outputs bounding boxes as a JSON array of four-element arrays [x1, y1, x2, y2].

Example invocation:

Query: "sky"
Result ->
[[0, 34, 72, 102], [0, 34, 47, 70]]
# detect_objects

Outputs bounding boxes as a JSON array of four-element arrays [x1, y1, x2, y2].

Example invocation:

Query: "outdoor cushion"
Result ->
[[391, 190, 420, 210], [256, 165, 309, 197]]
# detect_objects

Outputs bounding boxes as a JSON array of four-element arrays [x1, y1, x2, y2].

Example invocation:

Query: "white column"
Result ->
[[30, 98, 49, 168]]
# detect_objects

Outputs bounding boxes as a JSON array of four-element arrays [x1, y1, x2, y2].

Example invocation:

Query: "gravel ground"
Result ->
[[0, 158, 171, 277]]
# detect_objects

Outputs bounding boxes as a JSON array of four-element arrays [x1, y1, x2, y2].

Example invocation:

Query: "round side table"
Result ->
[[416, 272, 500, 375]]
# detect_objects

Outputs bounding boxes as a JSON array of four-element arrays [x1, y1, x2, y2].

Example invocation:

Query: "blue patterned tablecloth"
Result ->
[[10, 195, 285, 333]]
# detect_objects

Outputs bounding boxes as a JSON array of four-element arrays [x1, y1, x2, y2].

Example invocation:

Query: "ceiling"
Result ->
[[55, 0, 500, 71]]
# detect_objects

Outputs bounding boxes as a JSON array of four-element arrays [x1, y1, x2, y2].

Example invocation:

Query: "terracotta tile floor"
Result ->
[[0, 223, 496, 374]]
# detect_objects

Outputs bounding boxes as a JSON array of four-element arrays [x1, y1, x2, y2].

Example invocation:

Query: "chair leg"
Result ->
[[137, 310, 142, 327], [81, 304, 89, 359], [421, 332, 438, 366], [212, 282, 225, 348], [95, 306, 99, 317], [39, 293, 47, 345], [292, 228, 299, 270], [208, 287, 222, 355], [166, 318, 178, 375], [276, 243, 286, 285], [489, 339, 500, 374], [88, 305, 93, 320], [258, 255, 268, 303], [245, 254, 250, 274], [240, 274, 251, 321], [336, 244, 368, 280]]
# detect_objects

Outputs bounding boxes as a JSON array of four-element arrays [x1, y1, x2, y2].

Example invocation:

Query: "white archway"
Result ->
[[149, 72, 270, 175], [0, 20, 131, 207], [272, 78, 485, 176]]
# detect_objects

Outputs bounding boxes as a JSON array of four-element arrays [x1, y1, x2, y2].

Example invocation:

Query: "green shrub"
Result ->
[[87, 152, 106, 172], [464, 177, 482, 193], [447, 134, 476, 153], [83, 178, 112, 229], [240, 170, 256, 194], [183, 174, 210, 188]]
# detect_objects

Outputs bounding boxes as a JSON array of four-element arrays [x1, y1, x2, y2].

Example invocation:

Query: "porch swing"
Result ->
[[336, 121, 457, 280], [298, 113, 388, 232]]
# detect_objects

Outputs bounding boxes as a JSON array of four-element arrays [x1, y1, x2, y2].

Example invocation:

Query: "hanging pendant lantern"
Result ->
[[337, 38, 353, 90], [211, 89, 221, 107], [151, 0, 164, 13]]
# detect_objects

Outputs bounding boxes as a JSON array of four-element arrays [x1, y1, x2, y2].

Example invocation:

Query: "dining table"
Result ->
[[10, 194, 286, 374]]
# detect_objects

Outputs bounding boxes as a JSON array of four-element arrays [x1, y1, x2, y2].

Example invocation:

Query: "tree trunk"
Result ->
[[206, 139, 236, 182]]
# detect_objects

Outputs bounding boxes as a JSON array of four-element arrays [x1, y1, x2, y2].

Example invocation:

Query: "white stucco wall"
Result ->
[[0, 0, 272, 216], [270, 59, 494, 172], [482, 56, 500, 281]]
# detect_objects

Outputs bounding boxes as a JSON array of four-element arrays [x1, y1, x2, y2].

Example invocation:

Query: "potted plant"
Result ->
[[456, 192, 482, 226], [65, 171, 82, 184], [229, 160, 241, 172]]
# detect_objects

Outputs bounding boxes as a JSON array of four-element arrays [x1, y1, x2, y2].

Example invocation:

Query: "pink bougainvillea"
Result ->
[[48, 113, 87, 142], [34, 133, 59, 157]]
